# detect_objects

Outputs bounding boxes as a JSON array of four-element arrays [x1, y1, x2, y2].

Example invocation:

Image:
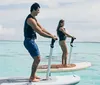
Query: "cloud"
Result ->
[[1, 0, 100, 22], [0, 0, 86, 5], [0, 25, 16, 40], [37, 1, 100, 23], [0, 25, 15, 35], [0, 0, 100, 41], [0, 0, 47, 5]]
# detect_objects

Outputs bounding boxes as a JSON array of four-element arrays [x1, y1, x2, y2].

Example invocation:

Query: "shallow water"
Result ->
[[0, 40, 100, 85]]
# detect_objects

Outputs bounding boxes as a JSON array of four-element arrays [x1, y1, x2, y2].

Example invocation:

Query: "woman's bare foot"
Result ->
[[66, 64, 76, 68], [29, 77, 40, 82]]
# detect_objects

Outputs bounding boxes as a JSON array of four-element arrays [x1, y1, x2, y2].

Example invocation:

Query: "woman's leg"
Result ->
[[62, 53, 65, 65], [59, 40, 68, 65]]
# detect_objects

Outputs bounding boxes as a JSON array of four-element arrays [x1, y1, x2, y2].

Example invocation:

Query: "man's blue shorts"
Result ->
[[24, 38, 40, 58]]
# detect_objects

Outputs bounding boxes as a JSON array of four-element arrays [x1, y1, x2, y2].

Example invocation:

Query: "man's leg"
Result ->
[[29, 56, 40, 82]]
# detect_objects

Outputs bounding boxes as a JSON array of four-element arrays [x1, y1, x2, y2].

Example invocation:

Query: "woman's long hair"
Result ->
[[57, 19, 64, 31]]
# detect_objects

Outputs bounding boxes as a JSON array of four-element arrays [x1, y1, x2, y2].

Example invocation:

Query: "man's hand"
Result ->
[[52, 35, 58, 40]]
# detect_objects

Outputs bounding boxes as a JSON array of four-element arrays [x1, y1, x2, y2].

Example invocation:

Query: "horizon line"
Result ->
[[0, 40, 100, 43]]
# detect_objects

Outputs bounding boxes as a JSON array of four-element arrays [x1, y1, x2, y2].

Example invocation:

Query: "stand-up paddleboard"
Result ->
[[37, 62, 91, 72], [0, 75, 80, 85], [38, 38, 91, 73], [0, 39, 80, 85]]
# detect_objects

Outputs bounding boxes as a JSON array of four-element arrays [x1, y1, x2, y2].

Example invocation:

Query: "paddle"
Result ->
[[46, 38, 56, 80], [68, 37, 76, 64]]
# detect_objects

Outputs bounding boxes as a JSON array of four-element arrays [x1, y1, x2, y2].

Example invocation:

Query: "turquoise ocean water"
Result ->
[[0, 40, 100, 85]]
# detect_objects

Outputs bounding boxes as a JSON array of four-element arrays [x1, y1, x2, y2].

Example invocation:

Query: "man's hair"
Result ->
[[30, 3, 40, 12]]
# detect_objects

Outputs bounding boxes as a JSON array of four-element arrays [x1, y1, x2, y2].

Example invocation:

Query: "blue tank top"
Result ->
[[57, 27, 66, 41], [24, 14, 37, 39]]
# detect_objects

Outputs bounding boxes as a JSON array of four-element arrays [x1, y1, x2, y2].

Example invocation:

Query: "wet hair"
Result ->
[[57, 19, 64, 30], [30, 3, 40, 12]]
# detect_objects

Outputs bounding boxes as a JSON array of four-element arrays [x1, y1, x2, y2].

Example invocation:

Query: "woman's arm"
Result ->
[[59, 27, 74, 38]]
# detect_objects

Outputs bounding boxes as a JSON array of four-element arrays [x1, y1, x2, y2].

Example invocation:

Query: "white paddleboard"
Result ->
[[0, 75, 80, 85], [37, 62, 91, 73]]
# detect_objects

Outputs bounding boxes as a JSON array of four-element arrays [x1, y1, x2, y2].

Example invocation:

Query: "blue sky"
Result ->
[[0, 0, 100, 42]]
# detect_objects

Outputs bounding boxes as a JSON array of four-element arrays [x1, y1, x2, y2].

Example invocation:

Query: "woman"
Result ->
[[57, 19, 75, 66]]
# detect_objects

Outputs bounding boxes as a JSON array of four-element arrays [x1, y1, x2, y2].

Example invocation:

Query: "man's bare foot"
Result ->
[[29, 78, 40, 82], [35, 76, 40, 79], [30, 76, 40, 80]]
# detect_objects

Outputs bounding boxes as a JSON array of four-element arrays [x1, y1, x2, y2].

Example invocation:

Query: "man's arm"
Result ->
[[27, 18, 57, 40], [37, 21, 52, 35]]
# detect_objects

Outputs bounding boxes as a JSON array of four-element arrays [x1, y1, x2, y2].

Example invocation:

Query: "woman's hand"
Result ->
[[72, 36, 76, 39]]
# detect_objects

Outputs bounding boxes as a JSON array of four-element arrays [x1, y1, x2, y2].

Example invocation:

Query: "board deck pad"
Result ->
[[38, 64, 76, 69], [37, 62, 91, 72], [0, 75, 80, 85]]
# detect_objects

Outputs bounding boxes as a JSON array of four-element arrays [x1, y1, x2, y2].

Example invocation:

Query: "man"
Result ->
[[23, 3, 57, 82]]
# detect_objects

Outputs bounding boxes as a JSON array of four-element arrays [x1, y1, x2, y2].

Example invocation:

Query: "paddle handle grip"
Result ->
[[50, 39, 56, 48], [70, 37, 76, 47]]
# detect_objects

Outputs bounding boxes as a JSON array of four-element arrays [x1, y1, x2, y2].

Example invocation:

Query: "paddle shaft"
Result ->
[[68, 37, 76, 64], [68, 45, 73, 64], [46, 39, 55, 79]]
